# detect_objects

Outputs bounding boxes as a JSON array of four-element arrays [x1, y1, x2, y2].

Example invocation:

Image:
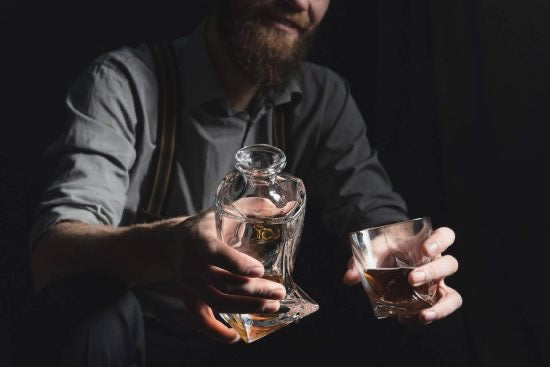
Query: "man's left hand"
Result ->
[[343, 226, 462, 324]]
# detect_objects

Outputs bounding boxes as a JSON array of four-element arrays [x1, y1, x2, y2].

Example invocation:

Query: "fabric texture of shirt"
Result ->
[[30, 20, 408, 329]]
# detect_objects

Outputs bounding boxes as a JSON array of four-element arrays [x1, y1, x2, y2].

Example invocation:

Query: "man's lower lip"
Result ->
[[273, 21, 300, 34]]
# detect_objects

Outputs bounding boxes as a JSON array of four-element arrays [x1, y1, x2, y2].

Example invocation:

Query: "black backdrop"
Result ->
[[2, 0, 550, 366]]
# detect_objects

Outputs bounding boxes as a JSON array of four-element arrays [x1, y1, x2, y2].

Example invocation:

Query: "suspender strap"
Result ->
[[272, 106, 286, 152], [137, 43, 287, 222], [137, 42, 180, 223]]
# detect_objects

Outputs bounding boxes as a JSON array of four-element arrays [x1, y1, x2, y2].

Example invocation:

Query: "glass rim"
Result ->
[[349, 216, 431, 236]]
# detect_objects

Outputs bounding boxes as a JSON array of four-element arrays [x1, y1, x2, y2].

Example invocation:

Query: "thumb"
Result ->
[[343, 257, 360, 286], [189, 296, 241, 344]]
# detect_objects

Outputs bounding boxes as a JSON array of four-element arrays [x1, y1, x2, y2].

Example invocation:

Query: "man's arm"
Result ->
[[31, 218, 183, 290], [31, 212, 287, 343], [298, 66, 462, 323], [30, 52, 285, 343]]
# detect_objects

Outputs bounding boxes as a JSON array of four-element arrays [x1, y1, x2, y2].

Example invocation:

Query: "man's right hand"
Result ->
[[169, 209, 286, 343]]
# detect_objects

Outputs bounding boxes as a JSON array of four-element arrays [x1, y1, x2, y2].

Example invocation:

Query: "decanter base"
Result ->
[[219, 288, 319, 343]]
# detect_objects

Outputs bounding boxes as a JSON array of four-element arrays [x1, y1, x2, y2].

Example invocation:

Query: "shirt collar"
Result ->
[[174, 19, 303, 112], [265, 77, 303, 107]]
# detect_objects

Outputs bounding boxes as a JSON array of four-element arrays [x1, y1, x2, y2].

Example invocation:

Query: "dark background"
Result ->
[[2, 0, 550, 366]]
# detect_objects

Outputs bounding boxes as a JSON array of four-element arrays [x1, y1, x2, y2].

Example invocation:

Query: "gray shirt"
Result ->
[[30, 20, 408, 328]]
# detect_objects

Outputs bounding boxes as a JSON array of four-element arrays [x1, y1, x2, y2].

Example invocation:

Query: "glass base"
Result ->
[[371, 296, 434, 319], [219, 285, 319, 343]]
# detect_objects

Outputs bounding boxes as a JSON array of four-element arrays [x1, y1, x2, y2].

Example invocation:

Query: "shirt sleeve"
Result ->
[[305, 71, 409, 237], [29, 55, 139, 250]]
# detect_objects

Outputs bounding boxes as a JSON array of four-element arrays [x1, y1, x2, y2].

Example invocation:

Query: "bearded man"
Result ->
[[26, 1, 462, 366]]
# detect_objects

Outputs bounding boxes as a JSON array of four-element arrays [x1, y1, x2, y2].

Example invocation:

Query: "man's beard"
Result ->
[[216, 1, 316, 89]]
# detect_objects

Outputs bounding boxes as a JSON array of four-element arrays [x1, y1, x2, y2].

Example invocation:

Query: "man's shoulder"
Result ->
[[87, 43, 155, 81]]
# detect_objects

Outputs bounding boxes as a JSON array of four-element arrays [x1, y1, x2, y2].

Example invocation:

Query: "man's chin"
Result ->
[[261, 33, 302, 61], [218, 16, 311, 89]]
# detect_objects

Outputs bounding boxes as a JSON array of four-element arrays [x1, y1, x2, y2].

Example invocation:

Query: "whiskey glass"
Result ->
[[349, 217, 437, 318]]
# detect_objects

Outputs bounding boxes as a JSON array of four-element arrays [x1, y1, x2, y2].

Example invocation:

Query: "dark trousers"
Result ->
[[15, 276, 145, 367], [13, 274, 472, 367], [13, 276, 247, 367]]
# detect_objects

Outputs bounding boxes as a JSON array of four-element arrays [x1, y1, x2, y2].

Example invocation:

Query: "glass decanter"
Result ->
[[215, 144, 319, 343]]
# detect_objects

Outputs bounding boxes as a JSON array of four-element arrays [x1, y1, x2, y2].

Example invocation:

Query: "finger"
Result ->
[[206, 266, 286, 300], [189, 297, 241, 344], [207, 238, 265, 277], [409, 255, 459, 286], [418, 281, 463, 324], [198, 283, 281, 314], [343, 257, 360, 285], [423, 227, 456, 257]]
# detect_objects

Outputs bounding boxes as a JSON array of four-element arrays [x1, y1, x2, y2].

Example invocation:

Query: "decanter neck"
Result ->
[[235, 144, 287, 179]]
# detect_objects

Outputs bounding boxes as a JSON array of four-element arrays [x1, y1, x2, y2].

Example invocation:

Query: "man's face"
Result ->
[[216, 0, 330, 89]]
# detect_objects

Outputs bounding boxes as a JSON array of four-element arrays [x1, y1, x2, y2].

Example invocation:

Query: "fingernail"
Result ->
[[411, 271, 426, 284], [423, 310, 437, 323], [262, 301, 280, 313], [428, 242, 439, 254], [247, 266, 264, 277]]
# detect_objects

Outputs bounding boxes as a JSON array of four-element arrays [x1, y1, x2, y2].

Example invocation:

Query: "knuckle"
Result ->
[[206, 239, 221, 254], [252, 279, 274, 296], [423, 264, 435, 280], [255, 287, 270, 298]]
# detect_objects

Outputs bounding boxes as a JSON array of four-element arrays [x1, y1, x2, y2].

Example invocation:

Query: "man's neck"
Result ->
[[206, 18, 259, 111]]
